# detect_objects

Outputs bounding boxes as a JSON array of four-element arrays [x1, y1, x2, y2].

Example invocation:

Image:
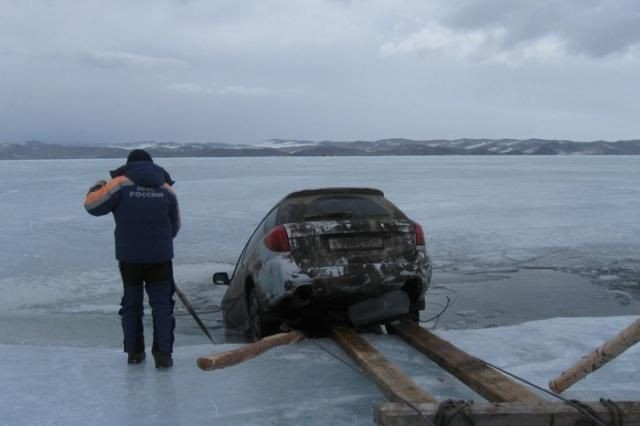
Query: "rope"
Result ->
[[420, 296, 452, 325], [420, 284, 624, 426], [599, 398, 624, 426], [434, 399, 475, 426], [316, 334, 628, 426], [481, 360, 607, 426], [203, 279, 625, 426], [570, 400, 604, 426]]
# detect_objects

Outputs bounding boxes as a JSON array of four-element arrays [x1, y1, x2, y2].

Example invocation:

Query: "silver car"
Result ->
[[213, 188, 432, 340]]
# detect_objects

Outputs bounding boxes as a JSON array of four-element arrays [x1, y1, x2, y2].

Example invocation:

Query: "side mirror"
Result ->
[[212, 272, 230, 286]]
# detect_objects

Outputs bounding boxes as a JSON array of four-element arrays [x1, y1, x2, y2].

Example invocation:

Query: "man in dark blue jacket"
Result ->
[[84, 149, 180, 368]]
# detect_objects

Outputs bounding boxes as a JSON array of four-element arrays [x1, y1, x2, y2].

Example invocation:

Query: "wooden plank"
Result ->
[[550, 318, 640, 393], [197, 331, 304, 371], [387, 320, 543, 403], [375, 401, 640, 426], [331, 326, 437, 404]]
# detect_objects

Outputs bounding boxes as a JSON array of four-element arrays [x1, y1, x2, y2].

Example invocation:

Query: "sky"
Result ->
[[1, 0, 640, 145]]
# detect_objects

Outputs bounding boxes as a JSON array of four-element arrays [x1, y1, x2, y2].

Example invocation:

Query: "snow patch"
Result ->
[[255, 140, 317, 148]]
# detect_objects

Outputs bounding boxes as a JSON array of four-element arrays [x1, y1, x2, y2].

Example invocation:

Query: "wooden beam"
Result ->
[[375, 401, 640, 426], [197, 331, 304, 371], [387, 320, 543, 403], [331, 326, 437, 404], [550, 318, 640, 393]]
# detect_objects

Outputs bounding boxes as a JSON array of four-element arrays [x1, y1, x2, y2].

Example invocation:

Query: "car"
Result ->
[[213, 187, 432, 340]]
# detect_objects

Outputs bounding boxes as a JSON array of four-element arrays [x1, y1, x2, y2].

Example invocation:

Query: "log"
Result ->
[[375, 401, 640, 426], [331, 326, 437, 404], [387, 320, 543, 403], [197, 330, 304, 371], [549, 318, 640, 394]]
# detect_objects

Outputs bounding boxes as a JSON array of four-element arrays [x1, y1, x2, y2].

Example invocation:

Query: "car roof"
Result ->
[[282, 188, 385, 200]]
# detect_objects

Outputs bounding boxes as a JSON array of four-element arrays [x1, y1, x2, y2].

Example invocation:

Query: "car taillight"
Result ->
[[415, 222, 426, 246], [264, 225, 291, 252]]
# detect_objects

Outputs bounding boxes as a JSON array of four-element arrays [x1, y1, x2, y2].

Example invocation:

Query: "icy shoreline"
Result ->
[[2, 316, 639, 425]]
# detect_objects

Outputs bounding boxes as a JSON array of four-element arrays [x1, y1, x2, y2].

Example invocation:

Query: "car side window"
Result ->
[[230, 211, 271, 279], [263, 207, 278, 233], [230, 241, 250, 281]]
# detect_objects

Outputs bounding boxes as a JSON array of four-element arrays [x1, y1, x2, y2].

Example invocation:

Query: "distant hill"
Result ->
[[1, 138, 640, 159]]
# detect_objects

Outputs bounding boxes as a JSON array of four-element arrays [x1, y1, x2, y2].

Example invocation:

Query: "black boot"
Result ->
[[127, 352, 146, 365], [153, 352, 173, 368]]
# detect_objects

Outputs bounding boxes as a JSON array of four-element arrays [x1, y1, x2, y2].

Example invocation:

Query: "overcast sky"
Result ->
[[1, 0, 639, 144]]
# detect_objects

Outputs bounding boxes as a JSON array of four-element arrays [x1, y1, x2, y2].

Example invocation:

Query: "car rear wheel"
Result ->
[[247, 286, 278, 342]]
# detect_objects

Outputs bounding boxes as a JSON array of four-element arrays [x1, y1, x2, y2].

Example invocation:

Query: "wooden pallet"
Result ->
[[332, 320, 638, 426], [375, 401, 640, 425], [199, 320, 637, 425]]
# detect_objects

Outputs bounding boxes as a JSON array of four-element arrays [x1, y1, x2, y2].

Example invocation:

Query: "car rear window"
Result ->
[[277, 195, 406, 224]]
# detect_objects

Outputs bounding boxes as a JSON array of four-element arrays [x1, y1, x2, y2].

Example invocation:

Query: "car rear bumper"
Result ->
[[257, 249, 432, 310]]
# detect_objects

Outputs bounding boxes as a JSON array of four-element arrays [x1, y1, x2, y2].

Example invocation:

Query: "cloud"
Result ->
[[380, 1, 640, 63], [72, 50, 188, 69], [380, 23, 567, 63], [381, 24, 505, 59], [217, 85, 276, 96], [0, 47, 188, 69], [1, 0, 639, 143], [167, 82, 278, 96], [445, 0, 640, 58]]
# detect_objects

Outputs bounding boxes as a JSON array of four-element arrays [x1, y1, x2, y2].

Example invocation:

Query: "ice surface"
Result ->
[[0, 156, 639, 424], [0, 156, 639, 340], [2, 156, 640, 280], [2, 316, 639, 425]]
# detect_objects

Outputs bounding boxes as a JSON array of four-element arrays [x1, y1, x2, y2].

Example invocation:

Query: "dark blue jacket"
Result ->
[[84, 162, 180, 263]]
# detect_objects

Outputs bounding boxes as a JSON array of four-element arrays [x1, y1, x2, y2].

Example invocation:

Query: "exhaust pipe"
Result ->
[[292, 285, 313, 308]]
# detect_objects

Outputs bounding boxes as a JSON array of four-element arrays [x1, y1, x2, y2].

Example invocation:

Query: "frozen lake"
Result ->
[[1, 156, 640, 425], [3, 156, 640, 274], [0, 156, 639, 346]]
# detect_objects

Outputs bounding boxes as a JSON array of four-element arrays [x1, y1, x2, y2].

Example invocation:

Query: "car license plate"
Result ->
[[328, 237, 384, 250]]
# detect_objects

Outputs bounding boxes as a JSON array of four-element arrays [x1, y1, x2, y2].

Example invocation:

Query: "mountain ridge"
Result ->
[[1, 138, 640, 159]]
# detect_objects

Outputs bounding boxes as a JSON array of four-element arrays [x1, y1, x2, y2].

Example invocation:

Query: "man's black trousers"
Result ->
[[118, 261, 175, 354]]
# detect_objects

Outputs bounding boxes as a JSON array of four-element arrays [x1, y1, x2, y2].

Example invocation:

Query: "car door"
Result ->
[[222, 208, 276, 329]]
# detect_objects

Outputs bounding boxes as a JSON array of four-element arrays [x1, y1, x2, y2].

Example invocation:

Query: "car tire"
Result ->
[[247, 286, 278, 342]]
